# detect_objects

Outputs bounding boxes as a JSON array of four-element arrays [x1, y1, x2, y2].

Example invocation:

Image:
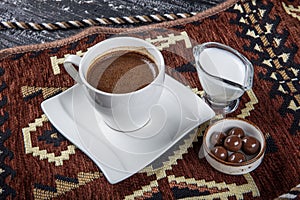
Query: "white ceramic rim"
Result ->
[[205, 151, 264, 175], [78, 36, 165, 96]]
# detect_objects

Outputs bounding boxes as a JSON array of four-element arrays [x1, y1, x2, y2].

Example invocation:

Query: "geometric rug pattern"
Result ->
[[0, 0, 299, 199]]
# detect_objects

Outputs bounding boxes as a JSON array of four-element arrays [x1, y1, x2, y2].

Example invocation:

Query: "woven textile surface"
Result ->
[[0, 0, 299, 199]]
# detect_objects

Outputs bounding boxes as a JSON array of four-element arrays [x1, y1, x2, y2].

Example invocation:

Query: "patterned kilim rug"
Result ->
[[0, 0, 300, 199]]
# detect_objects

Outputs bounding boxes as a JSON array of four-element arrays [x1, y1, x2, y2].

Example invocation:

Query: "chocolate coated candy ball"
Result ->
[[242, 136, 261, 155], [228, 127, 245, 138], [227, 152, 246, 163], [210, 132, 227, 146], [224, 135, 242, 152], [211, 146, 228, 161]]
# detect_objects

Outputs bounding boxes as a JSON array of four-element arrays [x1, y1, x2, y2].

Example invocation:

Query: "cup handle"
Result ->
[[63, 55, 83, 84]]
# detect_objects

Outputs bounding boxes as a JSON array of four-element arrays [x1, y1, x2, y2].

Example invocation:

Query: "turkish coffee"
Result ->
[[87, 48, 159, 94]]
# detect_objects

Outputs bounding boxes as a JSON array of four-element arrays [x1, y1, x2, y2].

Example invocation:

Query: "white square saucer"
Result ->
[[41, 75, 214, 184]]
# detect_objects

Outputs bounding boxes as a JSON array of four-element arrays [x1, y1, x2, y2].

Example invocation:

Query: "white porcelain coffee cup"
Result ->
[[64, 37, 165, 132]]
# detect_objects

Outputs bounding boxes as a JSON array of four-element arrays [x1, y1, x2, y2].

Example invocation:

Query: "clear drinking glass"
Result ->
[[193, 42, 254, 114]]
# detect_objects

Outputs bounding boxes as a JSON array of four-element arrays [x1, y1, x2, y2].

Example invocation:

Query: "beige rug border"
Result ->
[[0, 0, 239, 60]]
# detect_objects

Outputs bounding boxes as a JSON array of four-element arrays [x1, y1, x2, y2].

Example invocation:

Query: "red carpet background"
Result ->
[[0, 0, 299, 199]]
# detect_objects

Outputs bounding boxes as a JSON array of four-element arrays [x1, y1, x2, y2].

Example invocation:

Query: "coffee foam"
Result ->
[[87, 46, 159, 94], [98, 46, 158, 69]]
